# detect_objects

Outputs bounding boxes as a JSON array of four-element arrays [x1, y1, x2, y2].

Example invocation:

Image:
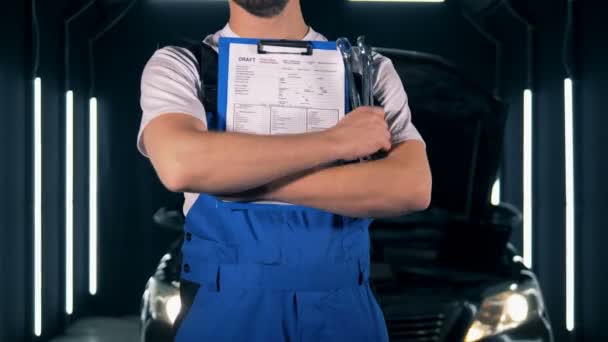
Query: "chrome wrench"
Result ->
[[357, 36, 375, 107], [337, 37, 361, 110]]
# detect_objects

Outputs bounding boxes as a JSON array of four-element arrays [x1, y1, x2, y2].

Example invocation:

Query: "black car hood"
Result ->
[[375, 48, 508, 218]]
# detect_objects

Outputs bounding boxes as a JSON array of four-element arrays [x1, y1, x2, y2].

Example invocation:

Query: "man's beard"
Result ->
[[233, 0, 289, 18]]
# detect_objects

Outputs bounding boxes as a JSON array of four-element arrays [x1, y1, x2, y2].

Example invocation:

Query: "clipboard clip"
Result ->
[[257, 40, 313, 56]]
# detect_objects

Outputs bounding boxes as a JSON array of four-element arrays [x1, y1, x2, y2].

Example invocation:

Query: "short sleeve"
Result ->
[[137, 46, 207, 157], [373, 54, 425, 146]]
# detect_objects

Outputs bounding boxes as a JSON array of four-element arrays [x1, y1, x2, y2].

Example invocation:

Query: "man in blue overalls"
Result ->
[[138, 1, 432, 340]]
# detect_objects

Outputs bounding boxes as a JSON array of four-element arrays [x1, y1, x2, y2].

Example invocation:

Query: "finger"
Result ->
[[384, 140, 392, 151], [373, 116, 389, 131], [382, 118, 389, 130], [371, 106, 385, 117], [377, 137, 389, 152], [347, 107, 365, 116], [368, 113, 384, 125], [358, 106, 375, 112], [382, 134, 391, 151]]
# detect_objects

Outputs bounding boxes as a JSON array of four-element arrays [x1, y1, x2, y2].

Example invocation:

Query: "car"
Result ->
[[140, 47, 553, 342], [139, 207, 184, 342], [370, 204, 552, 342]]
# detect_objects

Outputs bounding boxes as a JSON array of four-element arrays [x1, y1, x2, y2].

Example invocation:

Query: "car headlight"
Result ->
[[165, 294, 182, 324], [464, 281, 544, 342], [147, 277, 181, 325]]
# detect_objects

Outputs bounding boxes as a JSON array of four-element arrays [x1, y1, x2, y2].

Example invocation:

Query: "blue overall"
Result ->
[[174, 191, 390, 341]]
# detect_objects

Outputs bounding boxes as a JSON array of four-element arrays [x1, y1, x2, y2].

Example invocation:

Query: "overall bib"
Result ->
[[173, 42, 389, 342]]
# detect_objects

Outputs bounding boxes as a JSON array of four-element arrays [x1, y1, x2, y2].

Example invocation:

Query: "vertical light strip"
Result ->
[[523, 89, 533, 269], [89, 97, 98, 296], [34, 77, 42, 337], [491, 178, 501, 206], [65, 91, 74, 314], [564, 78, 575, 331]]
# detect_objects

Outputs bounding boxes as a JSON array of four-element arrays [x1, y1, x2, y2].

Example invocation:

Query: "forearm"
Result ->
[[262, 141, 432, 218], [181, 131, 338, 194], [145, 115, 338, 194]]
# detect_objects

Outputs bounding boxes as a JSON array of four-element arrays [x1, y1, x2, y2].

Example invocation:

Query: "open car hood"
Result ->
[[369, 48, 512, 275], [374, 48, 508, 219]]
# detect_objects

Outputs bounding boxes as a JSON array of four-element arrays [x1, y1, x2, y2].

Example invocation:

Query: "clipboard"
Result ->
[[217, 37, 350, 132]]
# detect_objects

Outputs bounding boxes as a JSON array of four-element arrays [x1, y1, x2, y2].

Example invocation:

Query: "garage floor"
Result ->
[[49, 316, 139, 342]]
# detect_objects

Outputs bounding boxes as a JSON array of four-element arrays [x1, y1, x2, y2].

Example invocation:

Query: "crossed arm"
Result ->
[[254, 140, 430, 217], [143, 108, 431, 218]]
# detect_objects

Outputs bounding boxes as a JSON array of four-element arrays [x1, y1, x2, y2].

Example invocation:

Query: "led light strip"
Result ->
[[564, 78, 575, 331], [34, 77, 42, 337], [523, 89, 533, 269], [66, 91, 74, 314], [89, 97, 98, 296]]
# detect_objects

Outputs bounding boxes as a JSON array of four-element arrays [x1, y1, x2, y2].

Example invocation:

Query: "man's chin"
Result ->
[[233, 0, 289, 18]]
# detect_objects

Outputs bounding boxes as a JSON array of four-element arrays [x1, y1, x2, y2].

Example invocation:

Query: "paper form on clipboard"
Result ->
[[218, 38, 347, 136]]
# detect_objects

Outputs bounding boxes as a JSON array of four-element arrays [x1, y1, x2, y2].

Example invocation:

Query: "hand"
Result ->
[[324, 106, 391, 161]]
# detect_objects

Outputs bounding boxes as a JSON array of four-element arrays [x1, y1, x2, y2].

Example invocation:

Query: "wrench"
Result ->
[[357, 36, 375, 107], [337, 37, 361, 110]]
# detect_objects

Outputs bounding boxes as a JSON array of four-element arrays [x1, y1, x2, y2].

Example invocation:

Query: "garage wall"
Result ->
[[0, 0, 117, 340], [517, 2, 570, 341], [36, 0, 69, 338], [88, 1, 227, 316], [0, 1, 31, 341], [578, 0, 608, 340], [488, 2, 608, 341]]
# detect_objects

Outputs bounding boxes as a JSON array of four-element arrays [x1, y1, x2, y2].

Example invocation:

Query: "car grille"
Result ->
[[382, 300, 463, 342], [387, 313, 446, 342]]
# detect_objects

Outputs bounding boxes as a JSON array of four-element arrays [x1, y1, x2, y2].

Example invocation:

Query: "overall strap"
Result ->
[[185, 41, 219, 130]]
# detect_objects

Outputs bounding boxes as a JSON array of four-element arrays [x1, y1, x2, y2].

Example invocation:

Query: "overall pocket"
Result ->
[[174, 281, 247, 341], [314, 285, 386, 342]]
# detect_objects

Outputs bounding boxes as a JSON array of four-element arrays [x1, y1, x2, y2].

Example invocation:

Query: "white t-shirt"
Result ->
[[138, 24, 424, 216]]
